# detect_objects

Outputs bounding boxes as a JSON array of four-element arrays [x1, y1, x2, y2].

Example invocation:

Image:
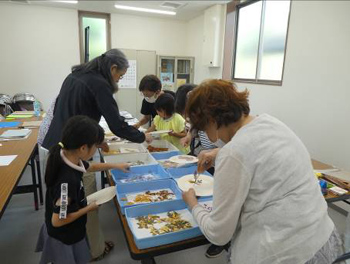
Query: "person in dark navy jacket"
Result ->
[[42, 49, 151, 261], [43, 49, 150, 149]]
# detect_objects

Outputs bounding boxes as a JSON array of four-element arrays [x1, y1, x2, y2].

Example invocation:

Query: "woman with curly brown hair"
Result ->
[[182, 79, 342, 264]]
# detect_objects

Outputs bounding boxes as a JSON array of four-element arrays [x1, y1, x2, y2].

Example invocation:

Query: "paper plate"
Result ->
[[176, 174, 214, 196], [169, 155, 198, 165], [86, 186, 116, 205], [149, 130, 171, 136]]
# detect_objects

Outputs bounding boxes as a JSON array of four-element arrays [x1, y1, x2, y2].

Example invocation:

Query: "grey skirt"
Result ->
[[35, 224, 91, 264], [305, 228, 344, 264]]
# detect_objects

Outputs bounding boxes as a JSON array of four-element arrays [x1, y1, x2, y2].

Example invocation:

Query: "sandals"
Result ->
[[91, 241, 114, 262]]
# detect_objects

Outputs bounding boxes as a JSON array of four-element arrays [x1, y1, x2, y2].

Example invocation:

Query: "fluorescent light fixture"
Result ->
[[52, 0, 78, 4], [114, 4, 176, 15]]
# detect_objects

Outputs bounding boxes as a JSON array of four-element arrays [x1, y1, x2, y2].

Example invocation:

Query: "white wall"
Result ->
[[0, 4, 189, 110], [236, 0, 350, 170], [0, 3, 80, 110], [111, 13, 188, 57], [186, 11, 225, 84]]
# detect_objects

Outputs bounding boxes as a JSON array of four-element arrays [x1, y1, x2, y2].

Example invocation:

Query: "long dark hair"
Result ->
[[71, 49, 129, 93], [45, 115, 104, 187], [175, 84, 196, 116]]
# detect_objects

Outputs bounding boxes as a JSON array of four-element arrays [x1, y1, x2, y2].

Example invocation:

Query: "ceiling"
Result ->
[[9, 0, 230, 21]]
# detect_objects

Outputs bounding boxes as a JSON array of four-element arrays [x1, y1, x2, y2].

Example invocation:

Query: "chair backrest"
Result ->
[[12, 93, 38, 111], [0, 94, 14, 116]]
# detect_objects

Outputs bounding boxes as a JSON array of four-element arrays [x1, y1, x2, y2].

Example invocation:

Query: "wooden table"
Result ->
[[0, 122, 43, 218], [312, 159, 350, 203]]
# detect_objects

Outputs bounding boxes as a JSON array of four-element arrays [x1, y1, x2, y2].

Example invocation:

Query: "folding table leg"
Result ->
[[101, 170, 105, 189], [35, 151, 44, 205], [99, 151, 105, 189], [141, 258, 156, 264], [30, 156, 39, 210]]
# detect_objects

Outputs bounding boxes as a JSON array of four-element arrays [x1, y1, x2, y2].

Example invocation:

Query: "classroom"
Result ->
[[0, 0, 350, 264]]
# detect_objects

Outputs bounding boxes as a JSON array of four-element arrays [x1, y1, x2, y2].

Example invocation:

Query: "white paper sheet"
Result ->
[[0, 155, 17, 166], [21, 121, 41, 127], [0, 129, 31, 138]]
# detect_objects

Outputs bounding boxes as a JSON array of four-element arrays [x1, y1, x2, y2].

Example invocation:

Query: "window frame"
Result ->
[[231, 0, 292, 86], [78, 11, 111, 64]]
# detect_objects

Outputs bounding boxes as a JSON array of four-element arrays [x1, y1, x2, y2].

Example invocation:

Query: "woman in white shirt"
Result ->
[[182, 79, 343, 264]]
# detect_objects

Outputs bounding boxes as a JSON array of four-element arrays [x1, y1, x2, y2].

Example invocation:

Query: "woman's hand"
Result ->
[[197, 148, 220, 173], [115, 163, 130, 173], [182, 188, 198, 210]]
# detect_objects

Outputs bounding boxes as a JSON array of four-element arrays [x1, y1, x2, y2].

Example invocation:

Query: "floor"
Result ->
[[0, 166, 349, 264], [0, 167, 227, 264]]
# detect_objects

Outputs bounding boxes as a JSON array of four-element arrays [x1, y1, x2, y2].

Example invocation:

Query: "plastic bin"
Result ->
[[103, 142, 147, 155], [111, 164, 170, 185], [125, 200, 202, 249], [104, 152, 157, 167], [116, 179, 182, 214], [143, 140, 179, 154], [151, 150, 181, 161], [167, 165, 212, 179]]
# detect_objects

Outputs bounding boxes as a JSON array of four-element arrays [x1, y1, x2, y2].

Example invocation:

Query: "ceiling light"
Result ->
[[114, 4, 176, 16], [52, 1, 78, 4], [160, 2, 185, 10]]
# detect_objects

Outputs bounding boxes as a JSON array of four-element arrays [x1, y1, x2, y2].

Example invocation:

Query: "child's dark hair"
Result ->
[[175, 84, 196, 115], [139, 75, 162, 92], [45, 115, 104, 187], [154, 93, 175, 116], [164, 90, 175, 99]]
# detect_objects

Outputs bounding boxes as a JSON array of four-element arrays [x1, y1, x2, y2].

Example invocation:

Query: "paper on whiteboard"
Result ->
[[119, 60, 137, 89]]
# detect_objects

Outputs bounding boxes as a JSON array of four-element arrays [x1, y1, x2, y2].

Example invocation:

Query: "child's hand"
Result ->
[[180, 134, 191, 147], [116, 163, 130, 173], [145, 133, 153, 143], [168, 130, 176, 136], [87, 201, 99, 212], [97, 142, 109, 152]]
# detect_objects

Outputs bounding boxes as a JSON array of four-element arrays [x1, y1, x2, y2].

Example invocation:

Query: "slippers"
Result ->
[[91, 241, 115, 262], [104, 241, 114, 253]]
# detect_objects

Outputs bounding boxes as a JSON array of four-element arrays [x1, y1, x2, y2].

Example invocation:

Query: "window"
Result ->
[[78, 11, 111, 63], [233, 0, 291, 85]]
